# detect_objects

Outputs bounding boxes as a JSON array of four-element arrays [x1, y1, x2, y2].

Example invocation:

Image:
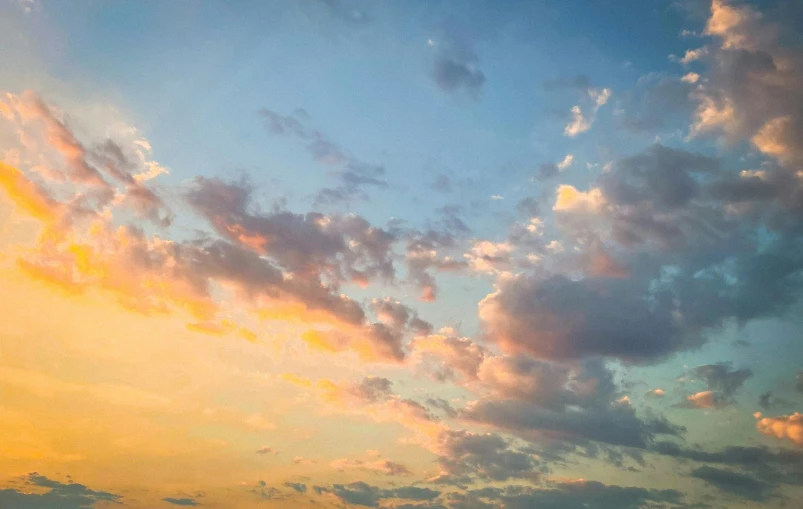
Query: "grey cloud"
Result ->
[[162, 498, 199, 506], [462, 398, 683, 449], [0, 473, 122, 509], [433, 430, 543, 484], [534, 163, 559, 181], [427, 397, 458, 418], [186, 177, 396, 287], [616, 73, 696, 133], [444, 481, 686, 509], [691, 362, 752, 400], [600, 145, 720, 211], [258, 107, 388, 205], [324, 482, 441, 508], [691, 465, 771, 501], [480, 274, 686, 363], [515, 197, 540, 217], [688, 0, 803, 167], [432, 51, 486, 98]]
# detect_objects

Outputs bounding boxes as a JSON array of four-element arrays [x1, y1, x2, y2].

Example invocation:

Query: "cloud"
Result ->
[[163, 497, 200, 506], [646, 388, 666, 398], [256, 446, 279, 455], [283, 482, 307, 493], [0, 473, 121, 509], [755, 412, 803, 446], [688, 0, 803, 167], [479, 274, 684, 363], [651, 440, 803, 486], [429, 430, 543, 484], [319, 482, 440, 508], [690, 362, 752, 402], [563, 87, 611, 137], [330, 458, 411, 476], [679, 390, 722, 409], [258, 108, 387, 205], [431, 44, 486, 98], [691, 465, 771, 501], [441, 480, 686, 509]]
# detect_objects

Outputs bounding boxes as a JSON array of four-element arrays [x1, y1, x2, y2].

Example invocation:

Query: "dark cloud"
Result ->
[[431, 430, 543, 485], [600, 145, 720, 212], [443, 481, 686, 509], [480, 274, 686, 363], [691, 465, 771, 501], [431, 41, 486, 99], [515, 197, 540, 217], [691, 362, 752, 402], [322, 482, 441, 507], [616, 73, 696, 133], [163, 498, 199, 506], [283, 482, 307, 493], [534, 163, 559, 181], [427, 397, 458, 418], [0, 473, 121, 509], [462, 397, 683, 449]]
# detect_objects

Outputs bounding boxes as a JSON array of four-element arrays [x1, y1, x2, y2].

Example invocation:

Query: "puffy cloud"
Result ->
[[688, 0, 803, 166], [646, 388, 666, 398], [256, 446, 279, 455], [479, 274, 684, 363], [680, 391, 722, 409], [691, 465, 771, 501], [756, 412, 803, 446], [430, 430, 543, 484], [185, 177, 395, 287], [409, 331, 489, 382]]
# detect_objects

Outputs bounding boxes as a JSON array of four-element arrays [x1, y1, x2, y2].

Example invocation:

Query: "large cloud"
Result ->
[[0, 473, 121, 509]]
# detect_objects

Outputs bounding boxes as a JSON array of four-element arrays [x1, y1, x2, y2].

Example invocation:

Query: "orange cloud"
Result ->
[[756, 412, 803, 446]]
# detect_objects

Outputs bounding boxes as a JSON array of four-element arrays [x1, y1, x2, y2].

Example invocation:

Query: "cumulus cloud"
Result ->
[[688, 0, 803, 167], [756, 412, 803, 446]]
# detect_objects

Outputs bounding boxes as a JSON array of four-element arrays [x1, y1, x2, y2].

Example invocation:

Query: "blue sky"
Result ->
[[1, 0, 803, 508]]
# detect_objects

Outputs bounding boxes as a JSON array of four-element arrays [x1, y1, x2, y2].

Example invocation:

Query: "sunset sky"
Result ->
[[1, 0, 803, 508]]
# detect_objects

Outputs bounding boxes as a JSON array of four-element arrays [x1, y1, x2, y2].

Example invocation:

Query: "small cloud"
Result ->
[[646, 388, 666, 398], [490, 195, 504, 200], [557, 154, 574, 170], [256, 446, 279, 455], [163, 498, 200, 506]]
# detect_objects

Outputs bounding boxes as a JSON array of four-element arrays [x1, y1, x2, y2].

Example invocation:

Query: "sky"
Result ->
[[1, 0, 803, 507]]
